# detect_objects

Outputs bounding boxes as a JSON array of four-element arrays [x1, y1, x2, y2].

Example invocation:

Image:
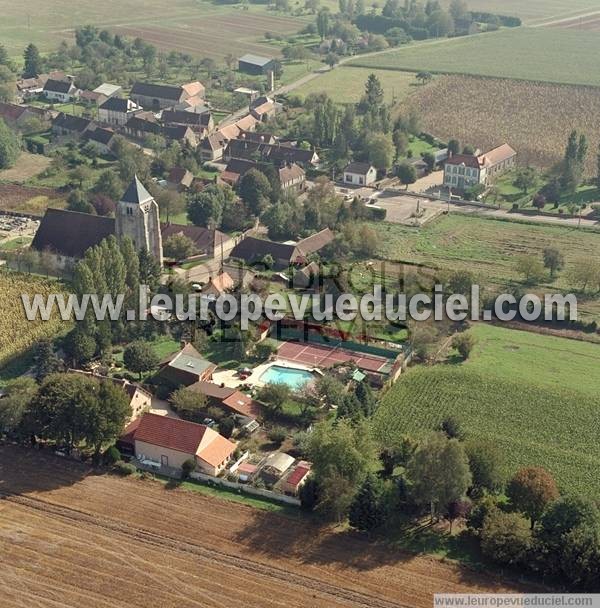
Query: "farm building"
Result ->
[[281, 461, 312, 496], [93, 83, 122, 98], [343, 162, 377, 186], [121, 412, 236, 476], [238, 54, 276, 75], [98, 97, 143, 126], [51, 113, 94, 140], [130, 81, 205, 111], [260, 452, 295, 485], [82, 127, 117, 156]]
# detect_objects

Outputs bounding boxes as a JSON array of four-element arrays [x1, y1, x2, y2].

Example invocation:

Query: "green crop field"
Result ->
[[1, 0, 308, 58], [296, 66, 418, 105], [375, 324, 600, 496], [350, 28, 600, 87], [370, 215, 600, 321]]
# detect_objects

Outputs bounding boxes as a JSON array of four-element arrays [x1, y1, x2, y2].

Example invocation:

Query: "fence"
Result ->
[[189, 470, 301, 507]]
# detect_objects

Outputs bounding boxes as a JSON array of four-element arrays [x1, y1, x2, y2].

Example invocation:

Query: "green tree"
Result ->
[[514, 254, 545, 285], [567, 257, 599, 293], [170, 386, 207, 422], [367, 132, 394, 172], [33, 339, 63, 381], [316, 9, 330, 40], [187, 185, 228, 227], [507, 466, 559, 528], [23, 43, 42, 78], [416, 71, 433, 85], [0, 65, 16, 102], [348, 473, 385, 532], [406, 433, 472, 521], [465, 440, 505, 494], [0, 376, 37, 434], [123, 341, 159, 379], [238, 169, 272, 217], [452, 331, 475, 360], [397, 162, 417, 189], [0, 118, 20, 169], [364, 73, 384, 107], [64, 327, 97, 366], [257, 382, 291, 416], [543, 247, 564, 278], [94, 170, 123, 200], [480, 509, 533, 566], [88, 381, 131, 460], [513, 166, 537, 195], [448, 139, 460, 155], [163, 233, 196, 260]]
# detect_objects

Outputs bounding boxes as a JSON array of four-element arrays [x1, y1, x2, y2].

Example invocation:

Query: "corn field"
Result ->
[[0, 271, 66, 368]]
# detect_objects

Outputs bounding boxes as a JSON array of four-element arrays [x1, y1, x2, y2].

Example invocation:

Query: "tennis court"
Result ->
[[277, 341, 391, 373]]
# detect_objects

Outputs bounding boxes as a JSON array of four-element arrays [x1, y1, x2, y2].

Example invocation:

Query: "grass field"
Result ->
[[441, 0, 599, 24], [375, 324, 600, 497], [0, 271, 66, 368], [406, 74, 600, 175], [296, 66, 419, 104], [1, 0, 308, 59], [369, 215, 600, 321], [350, 28, 600, 87], [0, 153, 51, 184]]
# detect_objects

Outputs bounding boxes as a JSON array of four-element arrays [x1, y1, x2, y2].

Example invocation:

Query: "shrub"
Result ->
[[480, 509, 533, 566], [219, 416, 235, 439], [440, 416, 465, 440], [104, 445, 121, 466], [114, 461, 136, 476], [181, 458, 196, 479], [267, 426, 287, 445], [452, 332, 476, 360]]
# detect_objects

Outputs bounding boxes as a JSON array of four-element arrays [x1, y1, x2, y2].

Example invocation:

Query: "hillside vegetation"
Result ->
[[375, 324, 600, 496]]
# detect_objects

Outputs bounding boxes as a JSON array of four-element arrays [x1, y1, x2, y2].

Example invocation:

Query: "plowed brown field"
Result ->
[[0, 446, 534, 607]]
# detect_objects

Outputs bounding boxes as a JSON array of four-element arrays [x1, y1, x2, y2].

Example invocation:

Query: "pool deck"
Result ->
[[212, 359, 320, 390]]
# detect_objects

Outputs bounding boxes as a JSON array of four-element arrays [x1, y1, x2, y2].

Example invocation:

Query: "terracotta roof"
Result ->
[[478, 143, 516, 168], [0, 102, 30, 122], [236, 115, 258, 132], [296, 228, 334, 255], [181, 81, 205, 98], [80, 90, 106, 103], [251, 101, 275, 117], [31, 208, 115, 258], [197, 431, 236, 467], [278, 163, 305, 186], [286, 463, 311, 488], [219, 123, 242, 140], [221, 392, 260, 419], [118, 416, 142, 447], [134, 412, 209, 455], [160, 223, 227, 253], [208, 272, 234, 294], [445, 154, 482, 169]]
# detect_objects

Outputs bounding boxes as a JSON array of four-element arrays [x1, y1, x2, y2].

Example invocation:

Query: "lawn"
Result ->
[[374, 324, 600, 497], [0, 237, 33, 251], [350, 28, 600, 87], [296, 66, 419, 105], [369, 215, 600, 321]]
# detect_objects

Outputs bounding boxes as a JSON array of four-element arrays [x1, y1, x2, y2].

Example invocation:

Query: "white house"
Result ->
[[43, 79, 79, 103], [443, 144, 516, 191], [98, 97, 143, 126], [343, 161, 377, 186]]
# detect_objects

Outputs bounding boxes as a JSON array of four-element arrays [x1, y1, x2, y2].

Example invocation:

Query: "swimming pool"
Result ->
[[259, 365, 315, 390]]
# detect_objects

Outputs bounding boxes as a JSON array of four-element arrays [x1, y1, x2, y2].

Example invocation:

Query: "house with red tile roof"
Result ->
[[281, 461, 312, 496], [121, 412, 236, 476]]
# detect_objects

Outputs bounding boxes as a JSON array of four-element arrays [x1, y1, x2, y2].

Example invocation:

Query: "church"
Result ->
[[31, 176, 232, 273]]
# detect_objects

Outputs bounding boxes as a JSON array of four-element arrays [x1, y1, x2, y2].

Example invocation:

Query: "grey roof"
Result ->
[[344, 161, 374, 175], [238, 54, 274, 67], [100, 97, 135, 112], [44, 78, 73, 94], [121, 176, 153, 205], [131, 82, 184, 102]]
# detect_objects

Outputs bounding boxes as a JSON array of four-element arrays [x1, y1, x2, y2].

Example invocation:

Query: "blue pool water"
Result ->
[[259, 365, 315, 390]]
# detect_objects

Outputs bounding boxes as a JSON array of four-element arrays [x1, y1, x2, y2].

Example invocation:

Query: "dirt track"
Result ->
[[0, 445, 532, 607]]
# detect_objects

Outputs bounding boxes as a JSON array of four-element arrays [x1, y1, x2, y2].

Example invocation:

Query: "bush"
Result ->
[[267, 426, 287, 445], [114, 461, 136, 476], [181, 458, 196, 479], [452, 332, 476, 360], [219, 416, 235, 439], [104, 445, 121, 466], [480, 509, 533, 566], [440, 416, 465, 440]]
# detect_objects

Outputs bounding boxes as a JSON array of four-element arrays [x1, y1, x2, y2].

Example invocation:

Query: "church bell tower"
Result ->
[[115, 175, 163, 267]]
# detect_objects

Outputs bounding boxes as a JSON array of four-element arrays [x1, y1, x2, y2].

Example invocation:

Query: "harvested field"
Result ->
[[0, 183, 65, 215], [0, 152, 51, 183], [0, 445, 533, 608], [111, 11, 306, 60], [547, 12, 600, 31], [406, 74, 600, 175]]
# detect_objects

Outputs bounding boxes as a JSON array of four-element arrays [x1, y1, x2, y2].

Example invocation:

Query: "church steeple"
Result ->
[[115, 175, 163, 267]]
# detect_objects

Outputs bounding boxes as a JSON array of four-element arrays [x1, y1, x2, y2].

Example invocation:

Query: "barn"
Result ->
[[238, 54, 276, 76]]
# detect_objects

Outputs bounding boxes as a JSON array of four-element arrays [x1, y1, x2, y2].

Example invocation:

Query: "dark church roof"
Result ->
[[31, 208, 115, 258], [121, 175, 153, 205]]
